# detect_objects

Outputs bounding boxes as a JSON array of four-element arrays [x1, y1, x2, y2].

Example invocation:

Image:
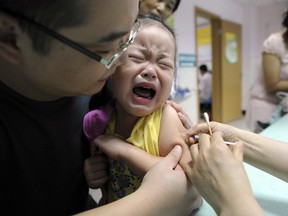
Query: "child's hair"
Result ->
[[89, 83, 114, 110], [90, 13, 178, 110], [138, 13, 177, 63], [172, 0, 181, 13]]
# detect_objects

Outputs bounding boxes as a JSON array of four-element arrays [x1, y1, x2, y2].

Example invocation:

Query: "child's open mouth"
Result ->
[[132, 86, 156, 100]]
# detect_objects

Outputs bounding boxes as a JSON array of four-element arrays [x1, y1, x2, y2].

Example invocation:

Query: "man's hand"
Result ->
[[84, 153, 109, 189], [167, 101, 192, 129]]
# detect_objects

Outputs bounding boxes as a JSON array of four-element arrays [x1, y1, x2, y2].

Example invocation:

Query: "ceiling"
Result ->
[[231, 0, 287, 6]]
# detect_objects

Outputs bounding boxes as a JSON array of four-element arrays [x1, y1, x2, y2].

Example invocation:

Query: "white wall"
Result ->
[[172, 0, 287, 122], [174, 0, 245, 52]]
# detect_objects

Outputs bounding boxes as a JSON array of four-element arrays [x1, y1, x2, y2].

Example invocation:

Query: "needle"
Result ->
[[192, 134, 236, 145]]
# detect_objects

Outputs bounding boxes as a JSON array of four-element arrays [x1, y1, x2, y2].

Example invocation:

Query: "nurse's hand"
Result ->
[[184, 132, 265, 216]]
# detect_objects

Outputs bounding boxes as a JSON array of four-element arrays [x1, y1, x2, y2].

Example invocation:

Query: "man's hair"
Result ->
[[0, 0, 88, 54], [199, 64, 208, 72]]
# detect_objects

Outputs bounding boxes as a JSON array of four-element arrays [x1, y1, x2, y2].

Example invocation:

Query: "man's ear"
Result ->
[[0, 12, 22, 64]]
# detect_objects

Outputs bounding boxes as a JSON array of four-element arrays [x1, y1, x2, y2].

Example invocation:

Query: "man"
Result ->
[[0, 0, 193, 215], [198, 64, 212, 118]]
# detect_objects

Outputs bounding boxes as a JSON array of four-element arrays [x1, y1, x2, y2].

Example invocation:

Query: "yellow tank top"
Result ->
[[106, 107, 162, 202]]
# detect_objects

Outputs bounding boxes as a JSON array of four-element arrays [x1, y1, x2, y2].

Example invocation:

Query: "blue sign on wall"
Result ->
[[178, 53, 196, 67]]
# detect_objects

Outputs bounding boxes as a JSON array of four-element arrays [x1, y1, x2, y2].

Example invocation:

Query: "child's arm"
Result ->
[[159, 103, 193, 174], [159, 104, 203, 212], [92, 134, 163, 177]]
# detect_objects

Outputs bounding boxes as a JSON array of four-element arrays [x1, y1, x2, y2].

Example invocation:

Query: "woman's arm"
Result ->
[[186, 121, 288, 182], [263, 52, 288, 93], [186, 132, 265, 216]]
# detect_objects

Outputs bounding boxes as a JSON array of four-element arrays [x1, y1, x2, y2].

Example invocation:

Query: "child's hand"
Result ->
[[84, 152, 109, 189]]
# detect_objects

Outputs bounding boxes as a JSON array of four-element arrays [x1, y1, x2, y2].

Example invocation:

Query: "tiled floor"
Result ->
[[89, 115, 251, 203]]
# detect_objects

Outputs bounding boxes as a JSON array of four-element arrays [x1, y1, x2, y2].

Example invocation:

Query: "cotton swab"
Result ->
[[203, 112, 213, 136], [201, 112, 236, 145]]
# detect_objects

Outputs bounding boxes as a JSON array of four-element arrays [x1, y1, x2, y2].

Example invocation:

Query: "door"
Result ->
[[218, 20, 242, 122], [195, 8, 242, 123]]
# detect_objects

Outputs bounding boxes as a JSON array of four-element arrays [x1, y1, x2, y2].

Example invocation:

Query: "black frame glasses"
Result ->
[[0, 7, 140, 69]]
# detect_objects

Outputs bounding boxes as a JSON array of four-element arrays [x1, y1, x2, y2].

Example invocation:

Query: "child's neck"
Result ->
[[114, 102, 140, 139]]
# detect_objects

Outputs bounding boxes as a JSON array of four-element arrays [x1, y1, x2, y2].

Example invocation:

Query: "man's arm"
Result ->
[[92, 134, 162, 177], [76, 146, 195, 216]]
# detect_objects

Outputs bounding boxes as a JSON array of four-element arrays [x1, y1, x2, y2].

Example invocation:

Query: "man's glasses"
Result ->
[[0, 8, 140, 69]]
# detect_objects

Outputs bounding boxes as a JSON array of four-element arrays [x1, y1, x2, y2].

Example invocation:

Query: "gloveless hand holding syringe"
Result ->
[[193, 112, 236, 146]]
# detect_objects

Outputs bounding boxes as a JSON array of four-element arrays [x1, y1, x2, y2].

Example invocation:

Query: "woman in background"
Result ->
[[246, 9, 288, 132], [139, 0, 181, 20]]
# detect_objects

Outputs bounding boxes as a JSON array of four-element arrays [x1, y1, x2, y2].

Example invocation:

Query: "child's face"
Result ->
[[110, 25, 176, 117]]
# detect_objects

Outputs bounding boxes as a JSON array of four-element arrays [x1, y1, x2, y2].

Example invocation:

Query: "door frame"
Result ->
[[195, 7, 222, 122]]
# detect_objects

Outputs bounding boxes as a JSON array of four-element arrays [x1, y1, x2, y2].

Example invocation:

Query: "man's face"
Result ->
[[18, 0, 139, 100]]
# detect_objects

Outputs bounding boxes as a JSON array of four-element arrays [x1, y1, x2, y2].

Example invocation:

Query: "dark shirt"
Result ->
[[0, 81, 94, 215]]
